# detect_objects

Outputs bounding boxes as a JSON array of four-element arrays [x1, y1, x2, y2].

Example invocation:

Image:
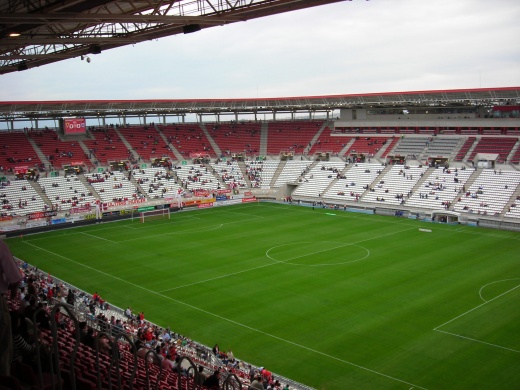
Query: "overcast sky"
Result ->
[[1, 0, 519, 102]]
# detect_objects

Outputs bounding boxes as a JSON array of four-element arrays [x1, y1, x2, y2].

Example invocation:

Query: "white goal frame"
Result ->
[[140, 208, 170, 223]]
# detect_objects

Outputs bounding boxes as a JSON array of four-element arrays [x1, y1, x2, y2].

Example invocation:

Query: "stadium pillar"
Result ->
[[235, 112, 238, 122], [34, 118, 39, 131]]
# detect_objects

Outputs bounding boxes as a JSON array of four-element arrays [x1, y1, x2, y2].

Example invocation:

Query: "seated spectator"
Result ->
[[203, 370, 220, 389]]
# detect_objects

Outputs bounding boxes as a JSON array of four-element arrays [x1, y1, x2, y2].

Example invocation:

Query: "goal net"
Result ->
[[140, 208, 170, 223]]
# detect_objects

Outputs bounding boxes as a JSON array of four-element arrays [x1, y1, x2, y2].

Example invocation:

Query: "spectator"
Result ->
[[203, 370, 220, 389], [249, 374, 264, 390], [0, 240, 23, 375], [196, 365, 207, 386]]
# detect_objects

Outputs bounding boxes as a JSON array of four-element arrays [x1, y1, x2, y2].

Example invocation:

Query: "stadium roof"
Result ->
[[0, 87, 519, 121], [0, 0, 344, 75]]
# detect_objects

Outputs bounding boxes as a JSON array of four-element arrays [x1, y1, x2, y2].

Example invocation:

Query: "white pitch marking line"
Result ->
[[80, 232, 117, 243], [478, 278, 520, 302], [434, 283, 520, 353], [434, 329, 520, 354], [158, 261, 282, 293], [118, 224, 224, 242], [163, 226, 416, 292], [22, 240, 428, 390], [434, 284, 520, 331]]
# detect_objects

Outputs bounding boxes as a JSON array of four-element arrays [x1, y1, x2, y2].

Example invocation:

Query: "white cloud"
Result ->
[[1, 0, 519, 101]]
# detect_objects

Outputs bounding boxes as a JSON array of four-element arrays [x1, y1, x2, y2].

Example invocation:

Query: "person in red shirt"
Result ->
[[262, 367, 273, 384]]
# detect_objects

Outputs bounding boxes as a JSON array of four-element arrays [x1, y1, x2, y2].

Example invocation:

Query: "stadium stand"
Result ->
[[466, 137, 517, 163], [266, 121, 322, 155], [84, 171, 141, 203], [324, 163, 384, 203], [159, 124, 216, 159], [244, 160, 280, 189], [343, 136, 390, 159], [118, 125, 175, 163], [83, 128, 131, 165], [405, 166, 474, 210], [454, 137, 476, 162], [175, 164, 221, 191], [361, 164, 429, 206], [423, 137, 462, 158], [379, 137, 400, 159], [1, 117, 520, 390], [38, 174, 97, 211], [207, 122, 262, 158], [0, 131, 43, 173], [504, 198, 520, 219], [307, 125, 346, 155], [209, 160, 247, 189], [273, 160, 312, 188], [5, 259, 254, 390], [292, 161, 346, 198], [33, 131, 93, 170], [388, 136, 430, 159], [452, 169, 520, 216], [0, 179, 46, 216], [131, 167, 183, 199]]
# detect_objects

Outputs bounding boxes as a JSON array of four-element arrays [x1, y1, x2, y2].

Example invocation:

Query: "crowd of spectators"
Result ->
[[2, 253, 297, 390]]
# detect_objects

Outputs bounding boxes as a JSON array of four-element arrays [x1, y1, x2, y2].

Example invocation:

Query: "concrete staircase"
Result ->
[[27, 179, 52, 207], [154, 125, 184, 161], [269, 160, 287, 187], [199, 123, 222, 157], [78, 141, 99, 168], [502, 185, 520, 216], [338, 138, 356, 157], [26, 137, 51, 168], [506, 139, 520, 163], [375, 139, 393, 160], [408, 166, 434, 196], [76, 174, 102, 201], [461, 138, 478, 162], [114, 128, 140, 162], [259, 122, 269, 157], [320, 162, 350, 195], [236, 160, 251, 187], [359, 164, 392, 201], [305, 121, 331, 155], [449, 168, 481, 210]]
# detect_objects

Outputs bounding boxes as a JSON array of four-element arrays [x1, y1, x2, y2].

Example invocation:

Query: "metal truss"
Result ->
[[0, 0, 345, 75], [1, 87, 518, 123]]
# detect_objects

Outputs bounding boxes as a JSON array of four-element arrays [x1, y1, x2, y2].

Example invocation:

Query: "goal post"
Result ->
[[140, 208, 170, 223]]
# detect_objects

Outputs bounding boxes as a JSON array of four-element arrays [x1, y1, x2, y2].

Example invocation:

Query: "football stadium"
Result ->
[[1, 1, 520, 390]]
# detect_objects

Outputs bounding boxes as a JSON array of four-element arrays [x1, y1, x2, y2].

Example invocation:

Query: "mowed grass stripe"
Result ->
[[7, 203, 520, 390]]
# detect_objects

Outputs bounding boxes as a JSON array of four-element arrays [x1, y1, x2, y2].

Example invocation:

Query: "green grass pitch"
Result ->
[[6, 203, 520, 389]]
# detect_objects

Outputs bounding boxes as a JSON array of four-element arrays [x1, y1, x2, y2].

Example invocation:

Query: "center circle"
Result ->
[[266, 241, 370, 266]]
